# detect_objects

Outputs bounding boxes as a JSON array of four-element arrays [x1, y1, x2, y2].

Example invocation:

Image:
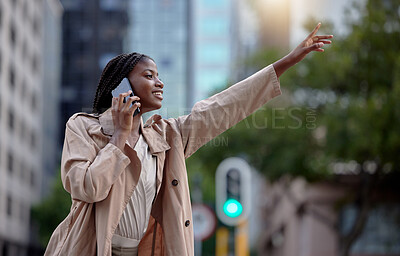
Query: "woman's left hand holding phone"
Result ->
[[109, 91, 141, 150]]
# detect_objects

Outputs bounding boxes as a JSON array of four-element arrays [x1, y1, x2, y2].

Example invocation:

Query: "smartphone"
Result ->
[[111, 78, 140, 116]]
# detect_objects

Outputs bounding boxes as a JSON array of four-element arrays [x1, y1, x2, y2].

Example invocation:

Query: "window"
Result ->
[[22, 39, 27, 57], [7, 195, 12, 216], [19, 119, 25, 141], [32, 14, 41, 37], [203, 0, 228, 7], [31, 53, 39, 74], [200, 18, 228, 36], [30, 168, 36, 188], [19, 160, 25, 181], [10, 23, 17, 47], [8, 108, 14, 130], [9, 65, 15, 90], [23, 1, 28, 21], [0, 4, 2, 29], [7, 151, 13, 173], [100, 0, 123, 11], [31, 91, 37, 112], [20, 201, 25, 221], [198, 44, 229, 63], [30, 130, 36, 149], [10, 0, 16, 9]]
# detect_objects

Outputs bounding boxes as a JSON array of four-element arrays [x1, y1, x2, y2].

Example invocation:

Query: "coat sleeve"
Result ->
[[175, 64, 282, 158], [61, 116, 131, 203]]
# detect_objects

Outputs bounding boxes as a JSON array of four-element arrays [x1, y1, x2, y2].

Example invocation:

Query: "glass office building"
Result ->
[[193, 0, 233, 103], [60, 0, 129, 139], [128, 0, 189, 117]]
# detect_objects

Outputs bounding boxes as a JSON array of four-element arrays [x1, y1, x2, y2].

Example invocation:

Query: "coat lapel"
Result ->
[[99, 108, 170, 192], [142, 115, 170, 193]]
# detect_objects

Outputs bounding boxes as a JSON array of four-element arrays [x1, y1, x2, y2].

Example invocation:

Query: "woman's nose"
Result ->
[[156, 78, 164, 88]]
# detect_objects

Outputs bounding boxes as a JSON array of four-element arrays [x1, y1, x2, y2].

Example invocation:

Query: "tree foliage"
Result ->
[[188, 0, 400, 194], [187, 0, 400, 254]]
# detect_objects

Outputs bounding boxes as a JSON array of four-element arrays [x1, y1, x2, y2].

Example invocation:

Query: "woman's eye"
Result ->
[[146, 74, 153, 79]]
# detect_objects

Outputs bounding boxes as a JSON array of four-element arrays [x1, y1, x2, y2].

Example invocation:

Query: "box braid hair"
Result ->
[[92, 52, 153, 114]]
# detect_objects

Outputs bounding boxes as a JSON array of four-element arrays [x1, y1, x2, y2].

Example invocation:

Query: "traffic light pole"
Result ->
[[192, 173, 203, 256], [215, 157, 252, 255], [235, 220, 249, 256]]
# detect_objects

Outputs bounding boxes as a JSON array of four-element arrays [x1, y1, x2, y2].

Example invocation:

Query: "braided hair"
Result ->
[[92, 52, 153, 114]]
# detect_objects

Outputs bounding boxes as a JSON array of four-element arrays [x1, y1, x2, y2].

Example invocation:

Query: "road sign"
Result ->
[[192, 203, 217, 241]]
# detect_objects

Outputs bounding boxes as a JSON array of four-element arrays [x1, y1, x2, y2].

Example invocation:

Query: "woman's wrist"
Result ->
[[109, 130, 129, 151], [273, 54, 293, 78]]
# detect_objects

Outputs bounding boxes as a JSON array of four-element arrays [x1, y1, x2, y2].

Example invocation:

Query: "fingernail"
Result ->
[[319, 43, 324, 47]]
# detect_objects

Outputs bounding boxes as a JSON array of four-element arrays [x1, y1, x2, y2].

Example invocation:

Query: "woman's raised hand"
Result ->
[[289, 23, 333, 63], [273, 23, 333, 78], [109, 91, 141, 150]]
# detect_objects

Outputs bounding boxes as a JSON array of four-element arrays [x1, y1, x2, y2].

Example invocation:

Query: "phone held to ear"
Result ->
[[111, 78, 140, 116]]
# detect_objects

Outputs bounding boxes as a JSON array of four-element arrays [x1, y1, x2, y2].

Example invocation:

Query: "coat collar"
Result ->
[[99, 108, 170, 154]]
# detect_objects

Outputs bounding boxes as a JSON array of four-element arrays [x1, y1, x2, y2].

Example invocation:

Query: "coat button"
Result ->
[[185, 220, 190, 227], [172, 179, 179, 186]]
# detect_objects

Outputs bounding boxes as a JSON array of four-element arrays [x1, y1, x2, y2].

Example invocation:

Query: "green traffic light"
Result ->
[[223, 199, 243, 218]]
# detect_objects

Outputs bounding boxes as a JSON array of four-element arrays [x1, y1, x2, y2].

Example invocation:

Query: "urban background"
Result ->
[[0, 0, 399, 255]]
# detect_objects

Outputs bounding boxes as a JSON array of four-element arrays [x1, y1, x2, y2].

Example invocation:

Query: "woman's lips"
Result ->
[[152, 91, 163, 100]]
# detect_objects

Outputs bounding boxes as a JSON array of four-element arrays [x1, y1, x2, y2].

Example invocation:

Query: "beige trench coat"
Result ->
[[44, 65, 281, 256]]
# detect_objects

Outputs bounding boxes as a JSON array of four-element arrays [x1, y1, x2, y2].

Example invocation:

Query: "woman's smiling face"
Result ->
[[127, 58, 164, 113]]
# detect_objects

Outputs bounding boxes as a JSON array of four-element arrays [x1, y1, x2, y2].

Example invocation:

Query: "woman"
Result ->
[[45, 23, 332, 256]]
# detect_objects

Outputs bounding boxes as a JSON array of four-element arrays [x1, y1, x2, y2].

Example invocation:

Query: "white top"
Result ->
[[112, 135, 157, 248]]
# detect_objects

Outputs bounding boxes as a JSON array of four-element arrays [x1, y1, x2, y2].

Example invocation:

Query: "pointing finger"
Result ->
[[307, 23, 321, 39]]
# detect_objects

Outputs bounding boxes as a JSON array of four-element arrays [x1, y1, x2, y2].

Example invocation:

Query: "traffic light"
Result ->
[[223, 198, 243, 218], [216, 157, 251, 226]]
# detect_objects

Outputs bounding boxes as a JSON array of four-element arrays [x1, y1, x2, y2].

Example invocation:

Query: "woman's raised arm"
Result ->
[[175, 23, 332, 158]]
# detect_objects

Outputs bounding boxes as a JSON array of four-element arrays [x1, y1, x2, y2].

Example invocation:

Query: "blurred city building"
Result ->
[[258, 176, 400, 256], [126, 0, 259, 114], [192, 0, 260, 104], [60, 0, 129, 140], [42, 0, 64, 197], [127, 0, 190, 116], [192, 0, 234, 103], [230, 0, 260, 81], [0, 0, 63, 255]]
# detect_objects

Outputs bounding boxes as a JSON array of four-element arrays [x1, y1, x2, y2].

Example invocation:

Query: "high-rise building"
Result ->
[[127, 0, 258, 114], [42, 0, 64, 196], [60, 0, 129, 138], [127, 0, 190, 116], [192, 0, 259, 104], [192, 0, 233, 103], [0, 0, 63, 255]]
